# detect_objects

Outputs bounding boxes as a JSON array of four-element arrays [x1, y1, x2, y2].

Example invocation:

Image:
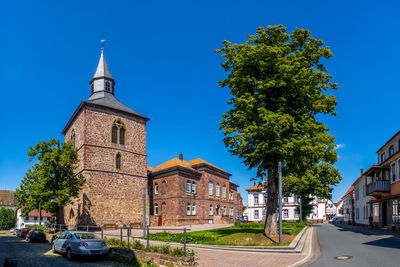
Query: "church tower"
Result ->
[[62, 48, 149, 227]]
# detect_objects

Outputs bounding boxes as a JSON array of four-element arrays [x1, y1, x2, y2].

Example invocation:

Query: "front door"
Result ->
[[158, 216, 162, 226], [382, 202, 387, 227]]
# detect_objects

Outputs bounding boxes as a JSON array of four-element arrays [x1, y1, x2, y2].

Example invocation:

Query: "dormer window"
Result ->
[[106, 81, 111, 92]]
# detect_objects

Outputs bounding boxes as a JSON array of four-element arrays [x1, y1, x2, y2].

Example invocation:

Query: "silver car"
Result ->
[[52, 231, 108, 261]]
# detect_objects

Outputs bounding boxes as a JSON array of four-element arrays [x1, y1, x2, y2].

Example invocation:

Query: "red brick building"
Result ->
[[62, 49, 149, 227], [61, 50, 242, 227], [148, 154, 242, 226]]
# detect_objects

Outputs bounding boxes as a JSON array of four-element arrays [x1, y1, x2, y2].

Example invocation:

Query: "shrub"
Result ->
[[150, 246, 160, 253], [160, 245, 170, 254], [132, 240, 145, 250], [170, 247, 184, 256]]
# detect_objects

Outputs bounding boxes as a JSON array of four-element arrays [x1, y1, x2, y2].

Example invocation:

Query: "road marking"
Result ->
[[44, 249, 60, 256]]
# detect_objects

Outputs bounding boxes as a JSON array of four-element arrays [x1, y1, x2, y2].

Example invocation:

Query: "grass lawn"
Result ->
[[148, 222, 310, 246]]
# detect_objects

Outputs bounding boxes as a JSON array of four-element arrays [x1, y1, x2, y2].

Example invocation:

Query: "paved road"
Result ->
[[0, 231, 124, 267], [308, 224, 400, 267]]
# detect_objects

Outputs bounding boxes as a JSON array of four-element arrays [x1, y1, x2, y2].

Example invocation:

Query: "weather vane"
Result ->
[[101, 40, 106, 50]]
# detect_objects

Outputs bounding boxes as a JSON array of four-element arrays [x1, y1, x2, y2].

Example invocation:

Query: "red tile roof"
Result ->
[[20, 209, 53, 217], [245, 183, 263, 191], [342, 186, 354, 199]]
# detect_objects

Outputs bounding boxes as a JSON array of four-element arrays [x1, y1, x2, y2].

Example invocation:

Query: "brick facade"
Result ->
[[148, 157, 242, 226], [62, 105, 148, 227]]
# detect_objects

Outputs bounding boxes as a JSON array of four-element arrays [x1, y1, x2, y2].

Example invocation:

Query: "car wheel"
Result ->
[[26, 237, 30, 242], [66, 248, 73, 261], [52, 244, 56, 253]]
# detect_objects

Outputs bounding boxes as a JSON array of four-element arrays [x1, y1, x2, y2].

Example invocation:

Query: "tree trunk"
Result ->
[[264, 168, 279, 237]]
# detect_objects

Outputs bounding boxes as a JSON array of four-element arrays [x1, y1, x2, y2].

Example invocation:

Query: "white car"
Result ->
[[329, 216, 344, 224]]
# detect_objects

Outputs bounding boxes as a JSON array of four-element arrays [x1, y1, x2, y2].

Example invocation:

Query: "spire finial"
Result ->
[[101, 40, 106, 51]]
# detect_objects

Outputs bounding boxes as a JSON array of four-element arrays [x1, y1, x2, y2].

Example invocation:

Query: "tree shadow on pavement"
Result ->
[[363, 237, 400, 249]]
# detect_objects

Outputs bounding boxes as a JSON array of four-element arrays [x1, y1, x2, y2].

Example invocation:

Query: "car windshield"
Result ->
[[74, 233, 99, 240]]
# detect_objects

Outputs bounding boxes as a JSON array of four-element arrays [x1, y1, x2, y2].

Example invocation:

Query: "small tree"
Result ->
[[339, 206, 344, 215], [0, 207, 16, 229], [15, 139, 85, 224], [216, 25, 340, 237]]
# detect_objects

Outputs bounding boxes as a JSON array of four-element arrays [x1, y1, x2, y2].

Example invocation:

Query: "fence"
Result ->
[[47, 224, 191, 256]]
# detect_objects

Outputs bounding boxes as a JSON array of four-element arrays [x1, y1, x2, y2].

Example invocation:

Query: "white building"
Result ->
[[342, 186, 354, 224], [335, 200, 343, 216], [325, 199, 337, 221], [353, 172, 371, 226], [17, 209, 54, 229], [246, 183, 329, 223]]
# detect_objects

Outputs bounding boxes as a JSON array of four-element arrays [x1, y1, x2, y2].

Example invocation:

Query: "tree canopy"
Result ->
[[0, 207, 16, 229], [15, 139, 85, 219], [216, 25, 341, 236]]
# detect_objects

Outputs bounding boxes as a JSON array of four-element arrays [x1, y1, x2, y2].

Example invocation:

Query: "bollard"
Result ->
[[120, 227, 123, 248], [146, 226, 150, 251], [127, 228, 130, 249], [76, 225, 78, 231], [101, 228, 103, 240], [183, 228, 187, 256]]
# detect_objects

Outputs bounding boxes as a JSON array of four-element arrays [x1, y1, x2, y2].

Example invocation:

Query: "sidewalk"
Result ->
[[194, 227, 315, 267]]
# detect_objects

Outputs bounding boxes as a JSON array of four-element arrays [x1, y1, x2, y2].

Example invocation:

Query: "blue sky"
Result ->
[[1, 0, 399, 205]]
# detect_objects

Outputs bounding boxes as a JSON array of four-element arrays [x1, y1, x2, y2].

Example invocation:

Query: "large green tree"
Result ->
[[216, 25, 340, 237], [15, 139, 85, 225], [0, 207, 16, 229]]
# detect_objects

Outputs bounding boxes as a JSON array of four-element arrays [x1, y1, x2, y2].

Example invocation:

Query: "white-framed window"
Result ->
[[154, 204, 158, 215], [230, 192, 233, 200], [191, 183, 196, 194], [216, 183, 220, 197], [186, 181, 191, 193], [254, 210, 259, 219], [223, 206, 227, 216], [283, 209, 289, 218], [208, 181, 213, 196], [209, 205, 213, 216], [192, 204, 196, 215], [373, 203, 379, 216], [283, 197, 288, 203], [254, 194, 259, 205], [34, 217, 38, 221], [187, 203, 191, 216], [398, 160, 400, 180], [154, 183, 159, 195], [222, 185, 226, 199], [392, 163, 396, 182], [25, 217, 29, 221]]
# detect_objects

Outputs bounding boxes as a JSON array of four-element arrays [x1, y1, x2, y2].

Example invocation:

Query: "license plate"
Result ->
[[90, 250, 100, 254]]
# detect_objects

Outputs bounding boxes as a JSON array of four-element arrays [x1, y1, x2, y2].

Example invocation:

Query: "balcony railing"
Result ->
[[366, 180, 390, 195]]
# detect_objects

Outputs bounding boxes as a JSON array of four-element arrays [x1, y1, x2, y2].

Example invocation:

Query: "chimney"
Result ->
[[361, 168, 364, 175], [179, 152, 183, 161]]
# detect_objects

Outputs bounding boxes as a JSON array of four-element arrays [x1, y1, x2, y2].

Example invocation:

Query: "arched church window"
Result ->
[[116, 153, 122, 170], [70, 129, 76, 148], [106, 81, 111, 92], [111, 119, 126, 145]]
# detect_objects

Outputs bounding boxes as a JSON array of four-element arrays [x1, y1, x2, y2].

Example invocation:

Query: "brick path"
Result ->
[[194, 249, 307, 267]]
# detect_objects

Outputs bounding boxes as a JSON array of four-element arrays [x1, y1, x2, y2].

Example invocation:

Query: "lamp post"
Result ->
[[278, 162, 282, 244]]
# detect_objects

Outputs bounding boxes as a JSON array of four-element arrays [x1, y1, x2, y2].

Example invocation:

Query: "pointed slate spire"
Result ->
[[89, 48, 115, 96]]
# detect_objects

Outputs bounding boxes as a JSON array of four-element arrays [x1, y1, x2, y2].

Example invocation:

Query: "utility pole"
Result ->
[[143, 186, 146, 236], [299, 196, 302, 225], [278, 162, 282, 244], [39, 202, 42, 226]]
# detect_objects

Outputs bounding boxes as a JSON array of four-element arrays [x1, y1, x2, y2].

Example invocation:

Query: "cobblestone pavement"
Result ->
[[0, 231, 125, 267]]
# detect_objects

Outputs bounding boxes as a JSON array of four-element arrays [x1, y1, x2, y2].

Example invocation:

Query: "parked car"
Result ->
[[52, 231, 108, 261], [10, 227, 15, 233], [26, 230, 46, 242], [329, 216, 344, 224], [15, 229, 21, 236], [19, 228, 30, 238]]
